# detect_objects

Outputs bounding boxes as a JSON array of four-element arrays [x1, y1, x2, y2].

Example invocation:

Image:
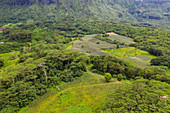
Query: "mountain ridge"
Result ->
[[0, 0, 169, 28]]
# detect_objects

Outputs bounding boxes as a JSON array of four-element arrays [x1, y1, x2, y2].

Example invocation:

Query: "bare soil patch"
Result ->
[[107, 32, 118, 35]]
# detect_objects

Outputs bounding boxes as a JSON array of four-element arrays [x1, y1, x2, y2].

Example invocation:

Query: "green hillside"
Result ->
[[0, 1, 169, 112], [0, 20, 169, 112], [19, 73, 169, 113], [0, 0, 169, 28]]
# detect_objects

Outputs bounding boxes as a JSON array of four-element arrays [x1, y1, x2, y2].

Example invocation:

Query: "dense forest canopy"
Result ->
[[0, 0, 169, 28]]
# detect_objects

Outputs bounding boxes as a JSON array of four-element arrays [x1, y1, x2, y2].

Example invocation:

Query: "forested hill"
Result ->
[[0, 0, 169, 28]]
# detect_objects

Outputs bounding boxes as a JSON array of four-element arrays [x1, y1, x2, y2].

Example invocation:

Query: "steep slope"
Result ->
[[0, 0, 169, 28]]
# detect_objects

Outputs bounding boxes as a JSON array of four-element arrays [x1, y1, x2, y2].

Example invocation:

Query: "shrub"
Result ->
[[102, 33, 109, 37], [104, 73, 112, 82], [117, 74, 123, 81]]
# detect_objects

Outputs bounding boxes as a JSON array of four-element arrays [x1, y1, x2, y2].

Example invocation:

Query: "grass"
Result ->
[[65, 104, 93, 113], [19, 71, 127, 113], [123, 57, 149, 68], [121, 58, 136, 67], [102, 47, 155, 57], [65, 40, 81, 50], [102, 47, 156, 68]]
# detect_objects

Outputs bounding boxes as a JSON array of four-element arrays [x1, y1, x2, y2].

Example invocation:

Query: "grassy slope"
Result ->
[[102, 47, 156, 68], [19, 71, 128, 113], [102, 47, 155, 57]]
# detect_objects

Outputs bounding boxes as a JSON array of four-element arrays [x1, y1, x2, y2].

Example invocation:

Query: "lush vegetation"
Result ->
[[0, 8, 169, 112], [102, 79, 170, 113], [0, 0, 169, 28], [0, 44, 89, 112], [102, 47, 155, 57], [90, 55, 169, 84]]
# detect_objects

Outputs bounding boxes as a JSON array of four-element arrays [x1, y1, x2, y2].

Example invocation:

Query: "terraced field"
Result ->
[[69, 33, 156, 68], [103, 47, 156, 68], [70, 34, 116, 55], [107, 32, 135, 44]]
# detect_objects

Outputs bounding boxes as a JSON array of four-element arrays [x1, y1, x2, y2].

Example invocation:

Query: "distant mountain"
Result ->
[[0, 0, 169, 28]]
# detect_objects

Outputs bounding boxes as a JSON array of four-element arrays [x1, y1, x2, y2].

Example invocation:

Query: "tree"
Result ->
[[0, 58, 4, 68], [117, 74, 123, 81], [102, 33, 109, 37], [104, 73, 112, 82], [116, 43, 120, 49]]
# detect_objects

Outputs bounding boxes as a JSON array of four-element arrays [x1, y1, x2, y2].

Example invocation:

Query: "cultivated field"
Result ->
[[69, 34, 155, 68], [102, 47, 155, 57], [107, 32, 135, 44], [103, 47, 156, 68], [69, 34, 116, 55], [123, 57, 149, 68]]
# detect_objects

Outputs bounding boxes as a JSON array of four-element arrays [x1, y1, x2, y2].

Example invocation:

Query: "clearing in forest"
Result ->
[[69, 34, 155, 68], [19, 72, 129, 113], [69, 34, 116, 55], [69, 33, 135, 55]]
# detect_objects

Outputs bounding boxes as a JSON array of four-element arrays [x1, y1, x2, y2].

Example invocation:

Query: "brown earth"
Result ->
[[107, 32, 118, 35]]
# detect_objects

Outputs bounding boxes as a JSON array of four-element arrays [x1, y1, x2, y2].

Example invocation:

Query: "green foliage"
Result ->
[[0, 58, 4, 68], [18, 73, 108, 113], [102, 47, 154, 57], [90, 55, 169, 83], [151, 55, 170, 68], [117, 74, 123, 81], [0, 10, 169, 113], [116, 43, 120, 49], [102, 33, 109, 37], [0, 42, 88, 112], [0, 0, 169, 28], [104, 73, 112, 82], [0, 43, 28, 54], [102, 79, 170, 112]]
